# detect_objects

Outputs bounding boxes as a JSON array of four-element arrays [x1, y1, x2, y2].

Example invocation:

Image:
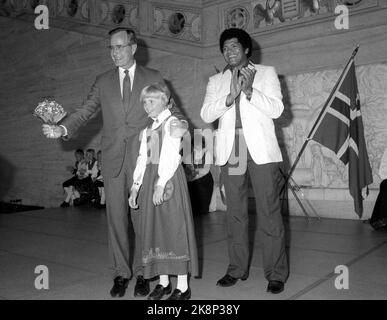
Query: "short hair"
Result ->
[[140, 82, 171, 106], [75, 149, 84, 156], [108, 27, 137, 44], [86, 148, 95, 156], [219, 28, 252, 58]]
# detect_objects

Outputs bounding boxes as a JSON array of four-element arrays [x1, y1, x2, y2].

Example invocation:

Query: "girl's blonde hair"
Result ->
[[140, 82, 171, 107]]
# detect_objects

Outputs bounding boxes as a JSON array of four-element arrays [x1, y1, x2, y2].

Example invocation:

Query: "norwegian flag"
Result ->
[[310, 60, 373, 217]]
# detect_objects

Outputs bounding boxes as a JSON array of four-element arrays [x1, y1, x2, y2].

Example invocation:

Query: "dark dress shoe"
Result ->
[[134, 275, 150, 297], [267, 280, 284, 294], [60, 201, 69, 208], [167, 288, 191, 300], [110, 276, 129, 298], [148, 283, 172, 300], [216, 274, 247, 287]]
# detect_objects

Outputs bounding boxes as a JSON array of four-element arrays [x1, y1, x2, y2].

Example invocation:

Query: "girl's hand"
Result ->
[[129, 189, 139, 209], [153, 185, 165, 206]]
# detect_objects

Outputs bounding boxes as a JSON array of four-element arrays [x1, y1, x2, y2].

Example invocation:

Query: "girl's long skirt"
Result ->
[[138, 163, 199, 279]]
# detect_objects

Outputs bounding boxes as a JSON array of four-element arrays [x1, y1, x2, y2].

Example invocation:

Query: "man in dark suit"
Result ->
[[42, 27, 187, 298]]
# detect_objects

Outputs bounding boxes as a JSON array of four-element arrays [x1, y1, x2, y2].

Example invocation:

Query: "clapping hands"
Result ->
[[226, 69, 242, 106], [226, 64, 256, 106], [239, 64, 256, 97]]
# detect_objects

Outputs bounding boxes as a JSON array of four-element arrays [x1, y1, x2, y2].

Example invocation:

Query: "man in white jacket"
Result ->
[[201, 28, 288, 294]]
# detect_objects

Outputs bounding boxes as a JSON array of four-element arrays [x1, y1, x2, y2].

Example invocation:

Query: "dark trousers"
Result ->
[[188, 172, 214, 215], [370, 179, 387, 230], [220, 132, 288, 282], [103, 142, 143, 280], [62, 175, 79, 188]]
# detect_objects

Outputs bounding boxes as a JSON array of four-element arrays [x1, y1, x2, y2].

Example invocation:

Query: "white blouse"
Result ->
[[88, 161, 99, 180], [131, 109, 182, 191]]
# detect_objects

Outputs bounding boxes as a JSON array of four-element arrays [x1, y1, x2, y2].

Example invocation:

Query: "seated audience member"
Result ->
[[94, 150, 105, 208], [184, 136, 214, 215], [370, 147, 387, 230], [73, 148, 98, 205], [85, 148, 98, 178], [61, 148, 84, 207]]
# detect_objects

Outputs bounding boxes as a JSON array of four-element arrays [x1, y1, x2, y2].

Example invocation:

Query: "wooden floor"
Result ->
[[0, 205, 387, 300]]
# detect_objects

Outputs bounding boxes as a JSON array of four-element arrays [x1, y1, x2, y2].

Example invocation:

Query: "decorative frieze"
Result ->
[[224, 5, 250, 29], [219, 0, 374, 31], [0, 0, 383, 50], [152, 3, 201, 42], [97, 0, 138, 29], [3, 0, 54, 16], [57, 0, 89, 22]]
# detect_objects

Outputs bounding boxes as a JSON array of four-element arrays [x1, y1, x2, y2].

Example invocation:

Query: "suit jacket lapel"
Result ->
[[108, 68, 126, 115], [128, 64, 146, 114]]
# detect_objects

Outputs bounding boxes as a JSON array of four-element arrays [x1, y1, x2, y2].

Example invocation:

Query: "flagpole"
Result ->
[[284, 45, 360, 185]]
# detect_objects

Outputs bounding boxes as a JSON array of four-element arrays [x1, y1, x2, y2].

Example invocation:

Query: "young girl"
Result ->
[[129, 83, 198, 300]]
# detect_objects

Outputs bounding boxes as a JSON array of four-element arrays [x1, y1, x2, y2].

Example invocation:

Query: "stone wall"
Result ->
[[0, 0, 387, 219], [0, 17, 202, 208]]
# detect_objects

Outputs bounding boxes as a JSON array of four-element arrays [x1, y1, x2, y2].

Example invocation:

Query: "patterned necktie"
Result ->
[[122, 69, 131, 113]]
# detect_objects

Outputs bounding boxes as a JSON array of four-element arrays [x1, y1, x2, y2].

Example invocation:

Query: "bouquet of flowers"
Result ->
[[33, 99, 67, 125]]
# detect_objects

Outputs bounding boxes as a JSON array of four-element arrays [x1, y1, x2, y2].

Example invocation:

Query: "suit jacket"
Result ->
[[62, 64, 185, 178], [200, 64, 283, 166]]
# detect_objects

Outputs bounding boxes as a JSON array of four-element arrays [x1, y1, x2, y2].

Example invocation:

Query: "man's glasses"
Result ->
[[108, 43, 131, 51]]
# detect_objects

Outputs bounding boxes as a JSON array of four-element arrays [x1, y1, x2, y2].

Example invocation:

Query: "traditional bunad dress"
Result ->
[[132, 109, 199, 279]]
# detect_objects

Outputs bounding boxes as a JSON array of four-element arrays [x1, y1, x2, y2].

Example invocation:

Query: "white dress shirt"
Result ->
[[118, 62, 136, 96], [132, 109, 182, 191], [87, 160, 99, 180]]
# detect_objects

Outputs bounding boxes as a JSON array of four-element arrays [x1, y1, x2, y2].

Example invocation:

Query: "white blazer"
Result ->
[[201, 64, 284, 166]]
